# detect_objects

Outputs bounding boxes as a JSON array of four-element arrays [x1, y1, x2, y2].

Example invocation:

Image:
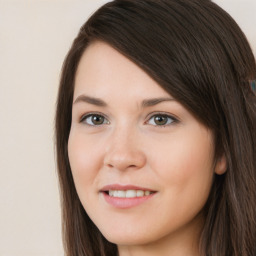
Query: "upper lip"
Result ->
[[100, 184, 156, 192]]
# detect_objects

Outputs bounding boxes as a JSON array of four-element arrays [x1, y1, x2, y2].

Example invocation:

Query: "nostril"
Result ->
[[104, 148, 146, 171]]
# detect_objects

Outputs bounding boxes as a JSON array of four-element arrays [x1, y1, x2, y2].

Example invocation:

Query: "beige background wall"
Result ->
[[0, 1, 255, 255]]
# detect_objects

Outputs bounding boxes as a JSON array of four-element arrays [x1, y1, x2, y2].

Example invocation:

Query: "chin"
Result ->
[[100, 228, 159, 246]]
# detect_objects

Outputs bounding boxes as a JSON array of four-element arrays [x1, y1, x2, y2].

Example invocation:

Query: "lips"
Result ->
[[100, 184, 156, 208]]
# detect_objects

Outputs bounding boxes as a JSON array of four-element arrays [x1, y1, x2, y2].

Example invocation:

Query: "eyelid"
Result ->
[[79, 112, 110, 125], [145, 112, 179, 126], [78, 111, 179, 127]]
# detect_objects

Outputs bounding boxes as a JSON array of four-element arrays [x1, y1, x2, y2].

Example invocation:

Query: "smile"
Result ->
[[100, 184, 157, 209], [108, 190, 153, 198]]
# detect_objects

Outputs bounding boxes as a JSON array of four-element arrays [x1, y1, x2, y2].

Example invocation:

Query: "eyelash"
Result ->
[[80, 112, 109, 126], [146, 112, 178, 127], [79, 112, 178, 127]]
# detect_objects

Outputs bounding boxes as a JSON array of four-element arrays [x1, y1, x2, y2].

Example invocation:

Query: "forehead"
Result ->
[[74, 41, 170, 100]]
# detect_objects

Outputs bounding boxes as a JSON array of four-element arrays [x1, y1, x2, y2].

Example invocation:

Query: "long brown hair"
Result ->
[[55, 0, 256, 255]]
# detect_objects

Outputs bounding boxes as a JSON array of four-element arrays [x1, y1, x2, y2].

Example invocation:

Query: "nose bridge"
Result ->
[[104, 122, 146, 171]]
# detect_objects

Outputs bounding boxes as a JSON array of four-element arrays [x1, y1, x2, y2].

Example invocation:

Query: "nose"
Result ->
[[103, 127, 146, 172]]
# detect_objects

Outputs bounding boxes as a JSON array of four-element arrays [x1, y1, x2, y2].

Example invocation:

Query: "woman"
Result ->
[[55, 0, 256, 255]]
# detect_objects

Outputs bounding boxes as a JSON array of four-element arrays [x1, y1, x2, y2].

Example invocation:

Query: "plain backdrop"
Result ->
[[0, 0, 255, 255]]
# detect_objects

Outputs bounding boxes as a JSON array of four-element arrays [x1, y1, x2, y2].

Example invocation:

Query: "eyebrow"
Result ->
[[73, 94, 174, 107], [73, 95, 107, 106], [141, 97, 175, 107]]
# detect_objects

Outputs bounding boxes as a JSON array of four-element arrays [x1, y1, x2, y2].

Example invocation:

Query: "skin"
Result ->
[[68, 41, 226, 256]]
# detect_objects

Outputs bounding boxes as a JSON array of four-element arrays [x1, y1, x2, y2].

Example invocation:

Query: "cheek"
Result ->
[[149, 127, 215, 203], [152, 138, 213, 176], [67, 131, 103, 191]]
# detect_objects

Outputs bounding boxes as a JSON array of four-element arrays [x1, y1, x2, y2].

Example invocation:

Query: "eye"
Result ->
[[147, 114, 176, 126], [80, 114, 109, 126]]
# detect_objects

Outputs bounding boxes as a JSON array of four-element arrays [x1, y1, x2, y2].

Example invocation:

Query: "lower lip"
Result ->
[[102, 192, 155, 209]]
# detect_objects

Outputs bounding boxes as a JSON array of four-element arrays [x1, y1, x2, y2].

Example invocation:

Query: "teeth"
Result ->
[[114, 190, 126, 198], [126, 190, 137, 198], [136, 190, 144, 197], [108, 190, 153, 198], [145, 191, 150, 196]]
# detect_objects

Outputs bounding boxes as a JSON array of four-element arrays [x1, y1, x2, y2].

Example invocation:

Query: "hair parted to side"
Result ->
[[55, 0, 256, 255]]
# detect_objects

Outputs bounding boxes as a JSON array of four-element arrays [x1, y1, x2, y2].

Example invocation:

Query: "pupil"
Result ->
[[154, 115, 167, 125], [92, 115, 104, 125]]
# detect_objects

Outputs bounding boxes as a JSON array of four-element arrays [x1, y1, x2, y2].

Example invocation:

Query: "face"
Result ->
[[68, 41, 224, 250]]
